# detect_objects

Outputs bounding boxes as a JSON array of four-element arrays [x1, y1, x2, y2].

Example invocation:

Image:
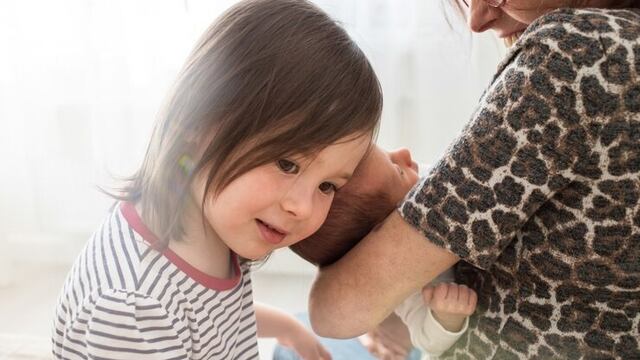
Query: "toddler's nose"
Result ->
[[280, 183, 313, 220]]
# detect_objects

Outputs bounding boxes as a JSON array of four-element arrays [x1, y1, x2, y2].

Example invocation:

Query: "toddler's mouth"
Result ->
[[256, 219, 287, 245]]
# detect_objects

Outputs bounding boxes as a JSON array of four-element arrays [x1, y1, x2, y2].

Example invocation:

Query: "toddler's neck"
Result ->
[[136, 199, 234, 280]]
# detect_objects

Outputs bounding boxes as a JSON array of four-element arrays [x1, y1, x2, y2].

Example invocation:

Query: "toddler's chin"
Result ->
[[231, 245, 270, 263]]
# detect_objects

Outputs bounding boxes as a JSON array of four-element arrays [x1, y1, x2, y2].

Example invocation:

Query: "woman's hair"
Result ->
[[290, 188, 395, 267], [117, 0, 383, 245]]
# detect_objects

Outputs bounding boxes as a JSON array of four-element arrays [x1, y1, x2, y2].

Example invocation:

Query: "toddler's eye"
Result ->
[[318, 182, 337, 194], [276, 159, 299, 174]]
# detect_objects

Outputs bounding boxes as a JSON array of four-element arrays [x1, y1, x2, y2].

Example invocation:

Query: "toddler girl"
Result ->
[[52, 1, 382, 359]]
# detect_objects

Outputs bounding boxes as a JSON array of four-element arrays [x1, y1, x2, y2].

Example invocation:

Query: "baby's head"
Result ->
[[123, 0, 383, 255], [291, 145, 420, 266]]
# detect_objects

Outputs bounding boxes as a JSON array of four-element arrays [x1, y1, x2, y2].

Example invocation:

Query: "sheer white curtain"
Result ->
[[0, 0, 503, 274]]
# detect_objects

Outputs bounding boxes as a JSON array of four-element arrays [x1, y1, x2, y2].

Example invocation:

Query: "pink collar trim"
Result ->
[[120, 202, 242, 290]]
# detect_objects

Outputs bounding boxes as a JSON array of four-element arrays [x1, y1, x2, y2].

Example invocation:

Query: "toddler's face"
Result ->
[[342, 145, 420, 205], [191, 135, 371, 260]]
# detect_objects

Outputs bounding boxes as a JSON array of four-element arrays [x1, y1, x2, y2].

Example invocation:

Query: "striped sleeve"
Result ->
[[57, 289, 190, 360]]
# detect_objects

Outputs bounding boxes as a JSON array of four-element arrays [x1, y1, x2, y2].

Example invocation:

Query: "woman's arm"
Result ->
[[308, 211, 459, 338]]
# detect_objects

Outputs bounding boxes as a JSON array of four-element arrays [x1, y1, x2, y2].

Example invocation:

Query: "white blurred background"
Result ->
[[0, 0, 504, 356]]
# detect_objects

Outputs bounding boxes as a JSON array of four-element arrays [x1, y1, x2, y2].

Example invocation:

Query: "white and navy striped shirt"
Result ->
[[52, 202, 258, 359]]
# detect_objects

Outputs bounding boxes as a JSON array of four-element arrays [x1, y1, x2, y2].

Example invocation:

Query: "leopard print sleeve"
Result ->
[[400, 8, 640, 271]]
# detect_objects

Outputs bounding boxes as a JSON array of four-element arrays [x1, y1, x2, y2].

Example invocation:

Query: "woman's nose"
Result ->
[[389, 148, 413, 168], [468, 0, 500, 33]]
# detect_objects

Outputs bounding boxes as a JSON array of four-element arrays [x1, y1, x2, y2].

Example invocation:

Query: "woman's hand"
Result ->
[[277, 324, 332, 360], [422, 283, 477, 332]]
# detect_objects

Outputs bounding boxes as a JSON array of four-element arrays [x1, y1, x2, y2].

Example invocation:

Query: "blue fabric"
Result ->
[[272, 313, 422, 360]]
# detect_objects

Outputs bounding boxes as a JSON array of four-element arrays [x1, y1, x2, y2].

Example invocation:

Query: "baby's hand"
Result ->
[[422, 283, 477, 333], [277, 325, 332, 360]]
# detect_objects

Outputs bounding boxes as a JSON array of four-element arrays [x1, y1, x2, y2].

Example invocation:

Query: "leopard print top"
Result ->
[[400, 8, 640, 360]]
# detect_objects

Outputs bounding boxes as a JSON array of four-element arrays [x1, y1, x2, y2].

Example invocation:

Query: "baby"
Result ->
[[291, 145, 477, 358]]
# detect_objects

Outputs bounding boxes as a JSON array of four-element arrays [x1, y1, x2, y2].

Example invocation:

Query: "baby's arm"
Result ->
[[254, 303, 331, 360], [393, 269, 477, 356]]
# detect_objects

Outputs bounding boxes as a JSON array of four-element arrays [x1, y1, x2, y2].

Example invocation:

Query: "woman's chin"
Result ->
[[503, 31, 523, 47]]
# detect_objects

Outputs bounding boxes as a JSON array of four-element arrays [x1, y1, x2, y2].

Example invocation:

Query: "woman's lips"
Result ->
[[256, 219, 287, 245]]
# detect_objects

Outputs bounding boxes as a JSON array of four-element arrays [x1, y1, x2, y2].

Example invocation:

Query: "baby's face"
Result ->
[[342, 145, 420, 205]]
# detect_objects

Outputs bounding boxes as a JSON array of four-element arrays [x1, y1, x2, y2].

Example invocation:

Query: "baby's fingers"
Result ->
[[431, 282, 451, 302], [455, 285, 478, 315], [421, 285, 435, 306], [433, 282, 459, 303], [466, 288, 478, 314], [458, 285, 469, 305]]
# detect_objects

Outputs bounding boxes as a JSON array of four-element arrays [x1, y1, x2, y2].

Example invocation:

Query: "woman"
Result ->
[[309, 1, 640, 359]]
